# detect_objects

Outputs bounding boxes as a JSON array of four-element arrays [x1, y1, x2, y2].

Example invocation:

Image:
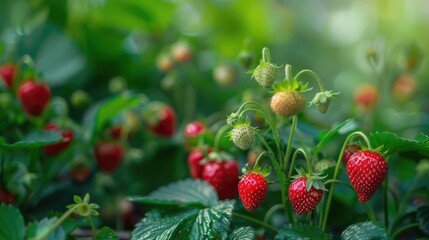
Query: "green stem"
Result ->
[[263, 204, 284, 224], [294, 69, 325, 92], [262, 47, 271, 63], [324, 179, 354, 190], [214, 124, 230, 151], [321, 131, 371, 231], [288, 148, 308, 178], [391, 223, 419, 239], [285, 64, 292, 81], [283, 115, 298, 175], [363, 201, 376, 221], [390, 174, 420, 232], [253, 152, 266, 170], [33, 206, 77, 240], [89, 216, 97, 238], [233, 212, 277, 233], [384, 171, 389, 228]]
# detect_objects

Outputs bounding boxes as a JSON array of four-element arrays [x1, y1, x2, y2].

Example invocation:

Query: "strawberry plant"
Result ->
[[126, 47, 429, 239]]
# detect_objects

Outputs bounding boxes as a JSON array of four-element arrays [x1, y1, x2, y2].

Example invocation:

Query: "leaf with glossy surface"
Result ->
[[128, 179, 218, 208], [370, 132, 429, 157], [341, 221, 390, 240], [0, 204, 25, 240], [275, 223, 332, 240], [132, 200, 235, 240], [227, 227, 255, 240], [1, 131, 61, 148], [417, 205, 429, 235]]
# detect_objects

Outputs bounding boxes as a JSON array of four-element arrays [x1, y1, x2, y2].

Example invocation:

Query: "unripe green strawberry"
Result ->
[[249, 48, 280, 88], [252, 62, 280, 88], [271, 91, 305, 117], [231, 123, 255, 150]]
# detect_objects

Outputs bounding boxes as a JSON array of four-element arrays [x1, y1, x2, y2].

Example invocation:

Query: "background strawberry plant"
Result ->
[[1, 0, 429, 239]]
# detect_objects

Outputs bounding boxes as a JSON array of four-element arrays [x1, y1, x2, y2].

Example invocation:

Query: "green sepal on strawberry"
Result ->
[[346, 147, 388, 203], [289, 168, 327, 215], [248, 48, 281, 88], [238, 163, 270, 211], [270, 78, 309, 117], [229, 119, 257, 150]]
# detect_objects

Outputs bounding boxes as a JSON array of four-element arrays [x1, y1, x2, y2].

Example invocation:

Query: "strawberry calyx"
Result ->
[[142, 102, 167, 125], [241, 163, 271, 179], [357, 145, 388, 157], [272, 78, 310, 93], [291, 168, 327, 192], [200, 150, 234, 165]]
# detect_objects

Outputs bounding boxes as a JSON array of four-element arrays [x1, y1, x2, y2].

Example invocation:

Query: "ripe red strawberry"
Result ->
[[43, 123, 74, 157], [230, 123, 255, 150], [0, 188, 15, 204], [202, 157, 239, 200], [188, 147, 211, 179], [238, 173, 268, 211], [184, 121, 205, 138], [18, 81, 51, 116], [343, 145, 361, 164], [271, 91, 305, 117], [289, 177, 324, 215], [94, 142, 124, 173], [347, 151, 387, 203], [354, 84, 378, 111], [0, 64, 16, 88], [146, 104, 176, 137]]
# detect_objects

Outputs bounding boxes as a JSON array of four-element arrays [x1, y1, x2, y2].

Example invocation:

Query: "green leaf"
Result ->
[[33, 217, 66, 240], [84, 93, 146, 142], [128, 179, 218, 208], [96, 227, 119, 240], [46, 211, 78, 235], [370, 132, 429, 157], [0, 204, 25, 240], [227, 227, 255, 240], [275, 223, 332, 240], [268, 153, 288, 190], [1, 131, 61, 148], [341, 221, 390, 240], [314, 119, 356, 153], [131, 200, 235, 240], [417, 205, 429, 234]]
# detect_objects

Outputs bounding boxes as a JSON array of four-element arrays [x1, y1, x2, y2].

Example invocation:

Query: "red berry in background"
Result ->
[[171, 42, 192, 63], [188, 148, 211, 179], [71, 164, 91, 183], [343, 145, 361, 164], [18, 81, 51, 116], [43, 124, 74, 157], [202, 159, 239, 200], [392, 74, 417, 102], [147, 105, 176, 137], [0, 64, 16, 88], [347, 151, 388, 203], [0, 188, 15, 204], [289, 177, 323, 215], [238, 173, 268, 211], [94, 142, 124, 173], [184, 121, 205, 138], [354, 83, 379, 111]]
